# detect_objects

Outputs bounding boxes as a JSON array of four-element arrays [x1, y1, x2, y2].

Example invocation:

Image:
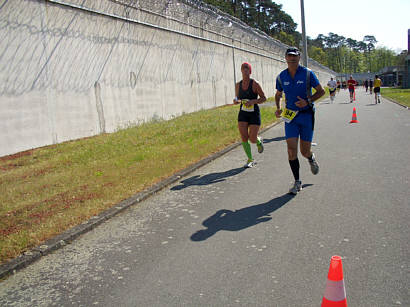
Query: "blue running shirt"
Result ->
[[276, 65, 320, 112]]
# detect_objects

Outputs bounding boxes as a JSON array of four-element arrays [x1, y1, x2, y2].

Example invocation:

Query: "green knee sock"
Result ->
[[256, 136, 262, 146], [242, 141, 253, 160]]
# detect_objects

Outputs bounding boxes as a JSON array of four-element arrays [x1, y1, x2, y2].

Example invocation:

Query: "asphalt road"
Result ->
[[0, 88, 409, 306]]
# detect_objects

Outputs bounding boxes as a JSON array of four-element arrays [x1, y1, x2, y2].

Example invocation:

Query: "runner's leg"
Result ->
[[238, 121, 253, 162], [287, 137, 302, 194], [300, 139, 312, 159], [248, 124, 263, 153], [287, 137, 299, 180]]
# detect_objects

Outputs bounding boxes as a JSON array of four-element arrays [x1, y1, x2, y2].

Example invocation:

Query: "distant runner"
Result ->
[[373, 75, 382, 104], [327, 77, 337, 103], [347, 75, 357, 103], [364, 79, 369, 92]]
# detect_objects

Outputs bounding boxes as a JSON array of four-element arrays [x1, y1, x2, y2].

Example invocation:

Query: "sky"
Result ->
[[274, 0, 409, 53]]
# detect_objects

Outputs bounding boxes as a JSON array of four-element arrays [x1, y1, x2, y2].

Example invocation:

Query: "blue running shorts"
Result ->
[[285, 111, 314, 142]]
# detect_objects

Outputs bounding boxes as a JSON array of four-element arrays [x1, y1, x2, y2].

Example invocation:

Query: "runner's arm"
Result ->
[[251, 80, 267, 104], [274, 90, 283, 117], [310, 84, 325, 102], [297, 84, 325, 107], [233, 82, 240, 104]]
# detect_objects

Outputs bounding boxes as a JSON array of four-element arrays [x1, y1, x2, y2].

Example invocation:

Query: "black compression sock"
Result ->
[[289, 158, 300, 181]]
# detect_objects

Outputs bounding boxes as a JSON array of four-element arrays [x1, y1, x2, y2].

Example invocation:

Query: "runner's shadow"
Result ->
[[263, 136, 286, 143], [190, 193, 295, 241], [171, 167, 245, 191]]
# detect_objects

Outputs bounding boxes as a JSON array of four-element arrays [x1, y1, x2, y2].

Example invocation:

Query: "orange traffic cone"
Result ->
[[321, 255, 347, 307], [350, 107, 359, 123], [353, 89, 356, 101]]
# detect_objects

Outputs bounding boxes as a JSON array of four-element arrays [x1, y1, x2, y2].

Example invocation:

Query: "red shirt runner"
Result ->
[[347, 79, 356, 90]]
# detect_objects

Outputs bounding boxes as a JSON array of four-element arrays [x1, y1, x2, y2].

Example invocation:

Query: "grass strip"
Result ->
[[0, 104, 278, 264], [381, 88, 410, 107]]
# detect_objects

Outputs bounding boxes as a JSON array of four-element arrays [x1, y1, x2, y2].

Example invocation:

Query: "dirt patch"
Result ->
[[0, 185, 101, 238], [19, 166, 55, 180], [0, 149, 34, 161], [0, 163, 20, 171]]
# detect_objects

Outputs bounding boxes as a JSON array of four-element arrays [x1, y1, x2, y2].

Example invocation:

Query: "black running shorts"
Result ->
[[238, 110, 261, 125]]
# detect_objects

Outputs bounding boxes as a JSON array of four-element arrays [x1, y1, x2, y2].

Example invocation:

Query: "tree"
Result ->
[[308, 46, 327, 66], [275, 31, 295, 46], [346, 38, 358, 51], [363, 35, 378, 71], [202, 0, 297, 37], [324, 33, 346, 72], [396, 50, 408, 68], [202, 1, 401, 74], [363, 35, 377, 51]]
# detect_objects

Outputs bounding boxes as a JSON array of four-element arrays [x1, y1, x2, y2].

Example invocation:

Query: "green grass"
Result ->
[[381, 88, 410, 107], [0, 104, 279, 264], [321, 87, 330, 101]]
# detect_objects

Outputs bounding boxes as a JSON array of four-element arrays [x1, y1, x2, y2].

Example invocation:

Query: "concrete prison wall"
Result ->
[[0, 0, 336, 157]]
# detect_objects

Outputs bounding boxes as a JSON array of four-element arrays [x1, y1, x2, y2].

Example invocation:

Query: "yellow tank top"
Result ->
[[374, 79, 381, 87]]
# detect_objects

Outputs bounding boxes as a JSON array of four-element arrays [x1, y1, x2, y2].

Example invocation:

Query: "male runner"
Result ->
[[369, 79, 373, 94], [364, 79, 369, 92], [327, 77, 337, 103], [347, 75, 356, 103], [373, 75, 382, 103], [275, 47, 325, 194]]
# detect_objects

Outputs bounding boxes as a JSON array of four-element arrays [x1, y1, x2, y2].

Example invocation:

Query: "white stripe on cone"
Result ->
[[324, 279, 346, 302]]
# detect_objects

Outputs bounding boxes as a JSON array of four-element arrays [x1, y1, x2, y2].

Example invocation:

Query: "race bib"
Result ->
[[282, 108, 298, 123], [241, 99, 254, 112]]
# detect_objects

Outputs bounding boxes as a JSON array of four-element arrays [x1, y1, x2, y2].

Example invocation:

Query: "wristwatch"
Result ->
[[307, 98, 313, 106]]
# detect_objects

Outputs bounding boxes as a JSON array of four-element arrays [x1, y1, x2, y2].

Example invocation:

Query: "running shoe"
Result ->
[[257, 139, 264, 153], [244, 159, 255, 168], [289, 180, 302, 195], [309, 153, 319, 175]]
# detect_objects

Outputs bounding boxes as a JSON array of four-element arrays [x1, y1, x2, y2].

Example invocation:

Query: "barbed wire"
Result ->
[[107, 0, 335, 74]]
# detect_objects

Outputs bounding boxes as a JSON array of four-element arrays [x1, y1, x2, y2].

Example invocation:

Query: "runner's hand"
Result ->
[[295, 96, 308, 108], [275, 109, 282, 118], [245, 100, 254, 107], [233, 98, 240, 104]]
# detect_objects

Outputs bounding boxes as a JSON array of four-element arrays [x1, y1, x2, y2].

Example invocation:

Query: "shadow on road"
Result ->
[[171, 167, 245, 191], [262, 136, 286, 143], [191, 193, 296, 241]]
